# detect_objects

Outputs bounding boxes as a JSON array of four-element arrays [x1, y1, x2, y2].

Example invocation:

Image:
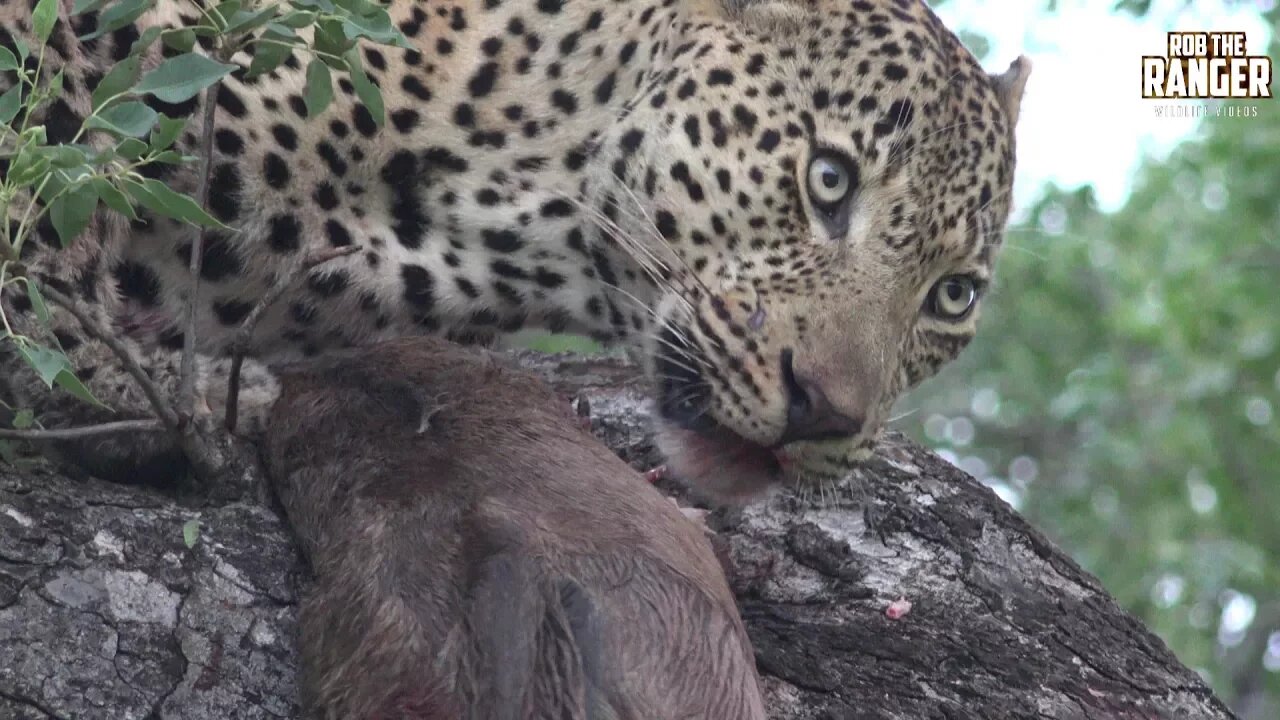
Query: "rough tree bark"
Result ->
[[0, 352, 1236, 720]]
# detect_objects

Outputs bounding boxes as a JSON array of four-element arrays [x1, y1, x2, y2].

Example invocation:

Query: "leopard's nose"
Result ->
[[778, 349, 863, 445]]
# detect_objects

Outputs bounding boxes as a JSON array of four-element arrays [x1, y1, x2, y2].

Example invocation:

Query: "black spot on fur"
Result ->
[[482, 229, 524, 253], [46, 100, 82, 145], [401, 264, 436, 309], [382, 151, 430, 249], [215, 129, 244, 156], [424, 147, 469, 173], [551, 89, 578, 114], [535, 268, 565, 288], [391, 108, 420, 133], [707, 68, 733, 86], [263, 153, 290, 189], [271, 124, 298, 151], [540, 199, 574, 217], [353, 105, 377, 136], [469, 62, 500, 97], [114, 261, 161, 307], [209, 164, 241, 221], [325, 219, 353, 247], [313, 182, 339, 210], [317, 142, 349, 176], [594, 72, 616, 104], [402, 75, 432, 101], [217, 85, 248, 117], [655, 210, 678, 240], [307, 270, 350, 297], [267, 215, 302, 253], [177, 233, 243, 282], [213, 299, 253, 325]]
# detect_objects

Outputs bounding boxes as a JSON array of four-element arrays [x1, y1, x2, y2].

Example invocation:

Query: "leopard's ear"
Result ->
[[729, 0, 811, 35], [991, 55, 1033, 126]]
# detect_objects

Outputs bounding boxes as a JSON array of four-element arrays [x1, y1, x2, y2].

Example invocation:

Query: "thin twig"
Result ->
[[0, 419, 164, 441], [180, 77, 223, 420], [39, 284, 181, 430], [224, 245, 359, 431]]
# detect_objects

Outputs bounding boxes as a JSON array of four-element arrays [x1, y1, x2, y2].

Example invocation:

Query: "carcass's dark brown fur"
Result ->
[[262, 337, 766, 720]]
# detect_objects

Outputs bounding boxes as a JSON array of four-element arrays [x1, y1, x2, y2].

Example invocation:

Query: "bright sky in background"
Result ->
[[933, 0, 1275, 213]]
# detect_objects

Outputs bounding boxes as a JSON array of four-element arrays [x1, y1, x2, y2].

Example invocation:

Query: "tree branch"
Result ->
[[0, 352, 1238, 719], [0, 418, 163, 440], [179, 76, 223, 421]]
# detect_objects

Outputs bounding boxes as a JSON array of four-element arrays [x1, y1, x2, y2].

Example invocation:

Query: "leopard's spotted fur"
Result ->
[[0, 0, 1030, 495]]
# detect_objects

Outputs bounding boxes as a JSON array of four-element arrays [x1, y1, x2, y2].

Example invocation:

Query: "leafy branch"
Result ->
[[1, 0, 407, 477]]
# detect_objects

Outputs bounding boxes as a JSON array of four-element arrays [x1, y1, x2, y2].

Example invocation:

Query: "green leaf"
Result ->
[[91, 177, 137, 219], [132, 54, 236, 104], [149, 114, 186, 150], [246, 33, 292, 78], [23, 280, 51, 325], [53, 369, 101, 406], [0, 85, 21, 126], [43, 145, 95, 169], [344, 49, 382, 127], [91, 55, 142, 110], [80, 0, 152, 41], [50, 183, 98, 246], [11, 409, 35, 430], [7, 148, 51, 187], [36, 163, 93, 203], [17, 344, 73, 388], [313, 18, 349, 61], [72, 0, 112, 15], [224, 5, 277, 36], [123, 178, 226, 228], [187, 23, 221, 38], [115, 137, 149, 159], [182, 519, 201, 548], [339, 9, 405, 47], [0, 46, 17, 72], [148, 150, 185, 164], [47, 69, 65, 95], [86, 101, 158, 137], [161, 27, 195, 53], [32, 0, 58, 45], [208, 0, 243, 29], [11, 34, 29, 60], [277, 10, 316, 29], [303, 58, 332, 118], [291, 0, 336, 13], [332, 0, 378, 15], [129, 25, 163, 55], [21, 125, 47, 146]]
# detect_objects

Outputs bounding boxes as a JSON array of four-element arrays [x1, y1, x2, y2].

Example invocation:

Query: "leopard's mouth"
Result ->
[[652, 325, 790, 501]]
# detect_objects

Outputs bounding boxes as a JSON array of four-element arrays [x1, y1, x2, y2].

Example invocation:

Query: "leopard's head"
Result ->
[[591, 0, 1031, 499]]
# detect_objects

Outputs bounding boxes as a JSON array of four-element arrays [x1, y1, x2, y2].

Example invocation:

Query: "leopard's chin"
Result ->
[[654, 415, 879, 505], [654, 420, 789, 504]]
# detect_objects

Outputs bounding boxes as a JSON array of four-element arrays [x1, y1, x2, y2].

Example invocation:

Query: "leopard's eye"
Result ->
[[926, 275, 979, 320], [806, 152, 856, 211]]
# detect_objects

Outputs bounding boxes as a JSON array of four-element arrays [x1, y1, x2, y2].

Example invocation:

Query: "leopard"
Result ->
[[0, 0, 1030, 499]]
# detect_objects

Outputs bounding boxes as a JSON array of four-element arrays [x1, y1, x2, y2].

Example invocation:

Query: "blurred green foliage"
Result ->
[[904, 45, 1280, 720]]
